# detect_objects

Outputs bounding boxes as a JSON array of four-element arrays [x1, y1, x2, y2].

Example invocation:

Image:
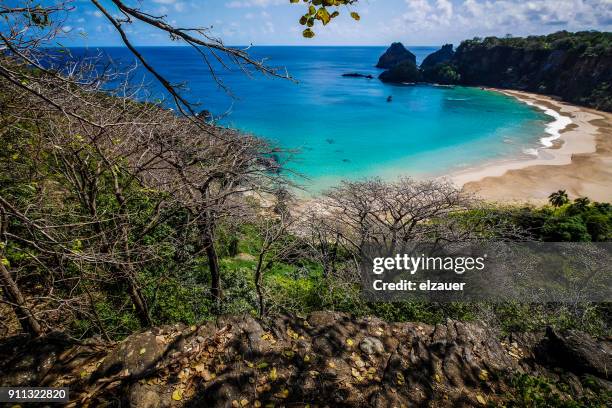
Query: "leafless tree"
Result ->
[[0, 0, 292, 125], [301, 177, 526, 289], [244, 190, 303, 317], [0, 51, 287, 334]]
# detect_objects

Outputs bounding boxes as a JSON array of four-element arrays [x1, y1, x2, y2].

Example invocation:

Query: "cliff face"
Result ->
[[376, 42, 416, 69], [377, 32, 612, 111], [452, 38, 612, 111]]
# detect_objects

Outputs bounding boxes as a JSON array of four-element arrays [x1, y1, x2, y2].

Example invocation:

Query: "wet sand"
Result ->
[[454, 89, 612, 204]]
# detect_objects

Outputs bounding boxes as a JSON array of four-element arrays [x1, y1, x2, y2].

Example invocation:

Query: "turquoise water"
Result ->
[[74, 46, 550, 191]]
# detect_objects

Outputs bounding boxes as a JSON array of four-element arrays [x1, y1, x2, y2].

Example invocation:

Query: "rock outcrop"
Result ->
[[379, 60, 421, 83], [376, 42, 416, 69], [342, 72, 374, 79], [1, 313, 610, 407], [420, 44, 454, 69]]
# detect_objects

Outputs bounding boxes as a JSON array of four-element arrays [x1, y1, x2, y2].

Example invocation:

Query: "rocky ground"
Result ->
[[0, 312, 610, 407]]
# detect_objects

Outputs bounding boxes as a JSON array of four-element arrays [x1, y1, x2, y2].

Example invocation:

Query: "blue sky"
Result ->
[[54, 0, 612, 46]]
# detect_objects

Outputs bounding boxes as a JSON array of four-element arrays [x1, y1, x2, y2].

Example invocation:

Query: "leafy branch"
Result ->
[[290, 0, 360, 38]]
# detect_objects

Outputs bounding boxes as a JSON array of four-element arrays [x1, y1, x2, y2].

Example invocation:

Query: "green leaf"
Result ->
[[350, 12, 360, 21], [302, 28, 315, 38], [316, 7, 331, 25]]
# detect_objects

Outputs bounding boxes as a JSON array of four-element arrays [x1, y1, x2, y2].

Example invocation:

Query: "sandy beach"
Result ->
[[454, 89, 612, 204]]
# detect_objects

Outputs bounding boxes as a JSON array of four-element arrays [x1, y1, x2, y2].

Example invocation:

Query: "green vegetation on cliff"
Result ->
[[452, 31, 612, 111], [380, 31, 612, 111]]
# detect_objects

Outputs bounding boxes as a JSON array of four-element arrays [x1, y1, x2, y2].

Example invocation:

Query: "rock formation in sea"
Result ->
[[376, 42, 416, 69], [342, 73, 374, 79], [420, 43, 454, 69], [379, 60, 421, 83], [420, 44, 460, 84], [376, 32, 612, 111]]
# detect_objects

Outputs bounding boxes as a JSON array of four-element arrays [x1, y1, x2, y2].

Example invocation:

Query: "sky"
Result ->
[[45, 0, 612, 46]]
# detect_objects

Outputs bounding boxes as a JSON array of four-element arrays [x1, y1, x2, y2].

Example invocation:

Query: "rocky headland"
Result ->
[[376, 31, 612, 112]]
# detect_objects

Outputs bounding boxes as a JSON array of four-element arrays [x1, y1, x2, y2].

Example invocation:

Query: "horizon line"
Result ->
[[62, 44, 445, 48]]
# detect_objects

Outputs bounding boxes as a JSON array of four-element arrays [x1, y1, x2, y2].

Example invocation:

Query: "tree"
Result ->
[[0, 0, 355, 336], [542, 216, 591, 242], [1, 0, 362, 120], [549, 190, 570, 207], [311, 177, 479, 260], [248, 191, 301, 317], [0, 0, 291, 123], [0, 52, 286, 333], [573, 197, 591, 210]]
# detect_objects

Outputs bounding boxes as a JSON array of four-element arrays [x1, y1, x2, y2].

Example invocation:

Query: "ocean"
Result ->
[[69, 46, 551, 192]]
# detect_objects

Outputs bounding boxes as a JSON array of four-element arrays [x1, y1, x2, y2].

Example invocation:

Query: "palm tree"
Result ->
[[548, 190, 569, 207], [573, 197, 591, 210]]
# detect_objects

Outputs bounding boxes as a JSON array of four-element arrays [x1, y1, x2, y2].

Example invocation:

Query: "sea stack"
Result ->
[[379, 60, 422, 83], [376, 42, 416, 69], [420, 44, 454, 69]]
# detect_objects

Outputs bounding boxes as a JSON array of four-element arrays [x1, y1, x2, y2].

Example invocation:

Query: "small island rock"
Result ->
[[379, 60, 422, 83], [376, 42, 416, 69], [420, 44, 454, 69], [342, 72, 374, 79]]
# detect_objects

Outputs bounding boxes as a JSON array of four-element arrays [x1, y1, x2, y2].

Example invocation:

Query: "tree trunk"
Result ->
[[200, 213, 221, 305], [127, 274, 152, 327], [0, 260, 43, 337], [254, 253, 265, 317], [110, 170, 151, 327], [204, 236, 221, 303]]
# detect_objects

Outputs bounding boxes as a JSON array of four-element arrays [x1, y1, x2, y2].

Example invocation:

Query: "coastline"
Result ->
[[453, 89, 612, 203]]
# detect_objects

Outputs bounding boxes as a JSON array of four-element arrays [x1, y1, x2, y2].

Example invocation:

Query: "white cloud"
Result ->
[[389, 0, 612, 44], [436, 0, 453, 22]]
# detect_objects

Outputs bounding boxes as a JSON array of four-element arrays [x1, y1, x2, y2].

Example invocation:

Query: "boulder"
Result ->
[[379, 60, 422, 83], [93, 331, 168, 379], [129, 383, 161, 408], [376, 42, 416, 69], [543, 327, 611, 379]]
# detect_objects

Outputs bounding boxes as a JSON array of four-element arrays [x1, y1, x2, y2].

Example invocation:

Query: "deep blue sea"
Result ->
[[69, 46, 550, 191]]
